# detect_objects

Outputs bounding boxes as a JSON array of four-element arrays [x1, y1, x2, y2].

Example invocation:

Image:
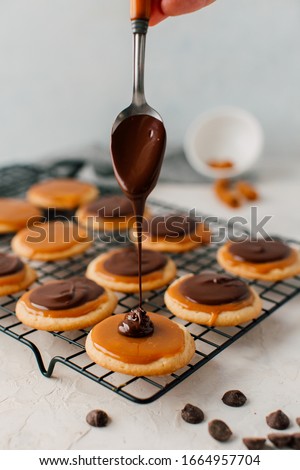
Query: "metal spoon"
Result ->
[[112, 0, 163, 133]]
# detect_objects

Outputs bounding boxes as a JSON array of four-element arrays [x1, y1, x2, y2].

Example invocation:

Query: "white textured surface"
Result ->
[[1, 159, 300, 450], [0, 0, 300, 161]]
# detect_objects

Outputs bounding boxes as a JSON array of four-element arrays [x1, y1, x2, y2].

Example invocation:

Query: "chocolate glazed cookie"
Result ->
[[16, 277, 118, 331], [179, 272, 250, 305], [0, 253, 37, 296], [229, 240, 291, 263], [29, 278, 104, 310], [103, 248, 167, 276], [86, 247, 176, 293], [0, 253, 24, 277], [217, 239, 300, 281], [165, 272, 262, 327]]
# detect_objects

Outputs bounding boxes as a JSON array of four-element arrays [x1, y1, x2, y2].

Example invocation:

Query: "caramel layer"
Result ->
[[0, 267, 26, 286], [223, 244, 297, 274], [91, 313, 185, 364], [28, 179, 96, 206], [168, 281, 254, 314], [21, 291, 107, 318]]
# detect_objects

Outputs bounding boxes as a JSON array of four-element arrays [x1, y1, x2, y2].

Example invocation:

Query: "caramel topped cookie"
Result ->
[[165, 272, 262, 327], [86, 312, 195, 376], [86, 247, 176, 293], [16, 277, 118, 331], [0, 198, 42, 233], [217, 239, 300, 281], [11, 221, 92, 261], [27, 178, 99, 210], [0, 252, 37, 295]]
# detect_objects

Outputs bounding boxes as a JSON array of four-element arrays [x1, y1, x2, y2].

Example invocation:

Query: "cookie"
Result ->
[[76, 195, 152, 233], [86, 312, 195, 376], [0, 252, 37, 296], [86, 247, 176, 293], [131, 213, 211, 252], [11, 220, 92, 261], [0, 198, 42, 234], [165, 272, 262, 327], [27, 178, 99, 211], [217, 239, 300, 281], [16, 277, 118, 331]]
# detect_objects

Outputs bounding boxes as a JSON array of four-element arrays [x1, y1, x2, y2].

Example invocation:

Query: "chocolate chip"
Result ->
[[296, 417, 300, 427], [242, 437, 266, 450], [208, 419, 232, 442], [289, 433, 300, 450], [268, 433, 292, 448], [266, 410, 290, 430], [222, 390, 247, 407], [86, 409, 109, 427], [181, 404, 204, 424]]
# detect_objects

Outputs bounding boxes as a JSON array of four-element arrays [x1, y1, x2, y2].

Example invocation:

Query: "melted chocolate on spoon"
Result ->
[[111, 114, 166, 337]]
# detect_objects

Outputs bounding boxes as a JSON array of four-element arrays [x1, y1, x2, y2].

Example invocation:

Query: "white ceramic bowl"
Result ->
[[184, 107, 264, 179]]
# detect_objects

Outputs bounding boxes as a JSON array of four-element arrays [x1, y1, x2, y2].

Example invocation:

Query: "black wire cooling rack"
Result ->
[[1, 163, 300, 404]]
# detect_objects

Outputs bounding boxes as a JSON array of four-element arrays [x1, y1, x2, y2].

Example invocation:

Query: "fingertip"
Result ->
[[149, 0, 167, 26]]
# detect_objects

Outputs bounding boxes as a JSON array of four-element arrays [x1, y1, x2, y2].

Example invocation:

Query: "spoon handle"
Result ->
[[130, 0, 151, 20], [130, 1, 150, 105]]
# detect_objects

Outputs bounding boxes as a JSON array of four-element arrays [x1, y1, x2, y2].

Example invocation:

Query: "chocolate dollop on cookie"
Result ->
[[118, 307, 154, 338]]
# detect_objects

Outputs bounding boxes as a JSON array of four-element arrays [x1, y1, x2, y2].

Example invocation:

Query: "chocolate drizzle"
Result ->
[[179, 272, 250, 305], [118, 307, 154, 337], [111, 114, 166, 338], [103, 248, 167, 277], [30, 277, 104, 310], [85, 195, 133, 218], [0, 253, 24, 277], [229, 239, 291, 264]]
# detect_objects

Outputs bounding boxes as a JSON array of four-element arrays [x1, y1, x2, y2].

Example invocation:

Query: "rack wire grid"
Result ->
[[1, 164, 300, 404]]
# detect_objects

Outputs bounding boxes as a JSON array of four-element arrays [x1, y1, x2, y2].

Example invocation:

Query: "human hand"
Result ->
[[150, 0, 216, 26]]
